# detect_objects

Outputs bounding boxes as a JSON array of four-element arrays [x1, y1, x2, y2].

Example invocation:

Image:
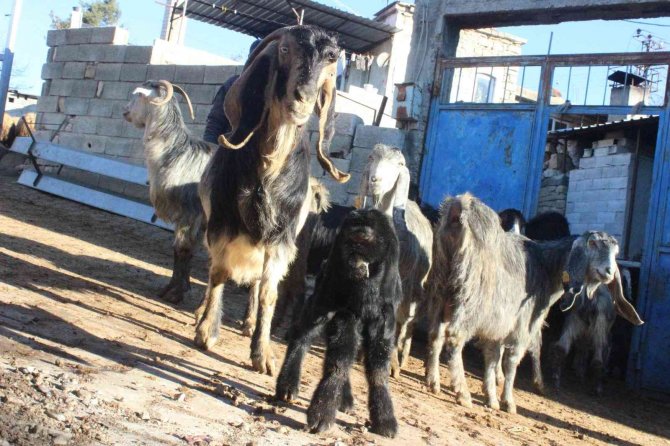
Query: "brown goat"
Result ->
[[194, 26, 348, 375]]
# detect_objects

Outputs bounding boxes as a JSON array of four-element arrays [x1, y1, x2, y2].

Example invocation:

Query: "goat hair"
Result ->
[[276, 209, 401, 438], [425, 193, 642, 413]]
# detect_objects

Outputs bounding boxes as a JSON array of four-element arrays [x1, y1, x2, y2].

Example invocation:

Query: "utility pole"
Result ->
[[0, 0, 22, 119]]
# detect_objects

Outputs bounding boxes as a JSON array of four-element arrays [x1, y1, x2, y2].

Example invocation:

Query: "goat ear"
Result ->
[[393, 165, 411, 210], [315, 63, 350, 183], [220, 42, 278, 149], [608, 266, 644, 326]]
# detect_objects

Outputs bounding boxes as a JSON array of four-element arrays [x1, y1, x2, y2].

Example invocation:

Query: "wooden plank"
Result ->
[[11, 137, 148, 186], [17, 170, 173, 231]]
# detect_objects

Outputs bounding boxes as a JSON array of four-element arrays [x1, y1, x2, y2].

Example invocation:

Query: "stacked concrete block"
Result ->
[[34, 26, 242, 200], [566, 148, 634, 243]]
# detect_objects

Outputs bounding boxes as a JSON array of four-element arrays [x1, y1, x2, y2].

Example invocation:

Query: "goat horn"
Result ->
[[150, 80, 173, 106], [171, 84, 195, 121]]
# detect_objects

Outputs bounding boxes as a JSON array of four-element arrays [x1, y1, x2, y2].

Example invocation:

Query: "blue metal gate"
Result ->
[[419, 51, 670, 394]]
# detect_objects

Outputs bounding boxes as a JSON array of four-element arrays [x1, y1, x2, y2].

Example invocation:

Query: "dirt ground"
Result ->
[[0, 166, 669, 446]]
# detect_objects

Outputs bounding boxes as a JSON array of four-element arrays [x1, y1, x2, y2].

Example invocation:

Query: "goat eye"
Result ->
[[280, 46, 288, 54]]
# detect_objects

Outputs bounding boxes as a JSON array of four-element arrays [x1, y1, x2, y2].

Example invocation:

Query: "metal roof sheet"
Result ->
[[173, 0, 399, 53]]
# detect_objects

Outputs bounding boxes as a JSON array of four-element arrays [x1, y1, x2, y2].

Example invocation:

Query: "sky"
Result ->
[[1, 1, 669, 96]]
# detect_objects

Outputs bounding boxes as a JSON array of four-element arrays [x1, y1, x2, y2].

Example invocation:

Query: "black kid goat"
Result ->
[[276, 209, 401, 438]]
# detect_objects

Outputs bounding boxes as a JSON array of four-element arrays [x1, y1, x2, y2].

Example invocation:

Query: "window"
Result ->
[[474, 73, 496, 103]]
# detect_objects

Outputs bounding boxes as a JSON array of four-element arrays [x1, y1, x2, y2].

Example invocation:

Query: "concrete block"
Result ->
[[606, 199, 627, 212], [104, 137, 140, 157], [605, 176, 629, 189], [62, 61, 86, 79], [203, 65, 239, 84], [86, 99, 113, 118], [84, 62, 96, 79], [100, 45, 128, 63], [594, 147, 610, 157], [47, 29, 67, 47], [175, 65, 206, 84], [120, 64, 148, 82], [329, 135, 354, 156], [608, 153, 633, 167], [95, 63, 123, 81], [41, 62, 64, 80], [72, 116, 98, 134], [182, 84, 218, 105], [595, 137, 633, 149], [346, 171, 364, 194], [125, 46, 153, 64], [41, 81, 51, 97], [60, 97, 89, 115], [193, 104, 211, 124], [353, 125, 405, 149], [81, 135, 111, 154], [38, 112, 67, 127], [318, 176, 349, 205], [56, 133, 85, 151], [90, 27, 129, 45], [111, 100, 130, 119], [65, 28, 93, 45], [578, 156, 596, 169], [69, 80, 99, 98], [334, 113, 364, 136], [349, 146, 372, 173], [36, 96, 60, 113], [96, 117, 125, 137], [100, 82, 134, 100], [53, 45, 80, 62], [603, 165, 631, 178], [597, 212, 616, 224], [147, 64, 176, 81]]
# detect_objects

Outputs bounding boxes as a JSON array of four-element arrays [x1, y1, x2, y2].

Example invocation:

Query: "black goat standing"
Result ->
[[276, 209, 401, 438]]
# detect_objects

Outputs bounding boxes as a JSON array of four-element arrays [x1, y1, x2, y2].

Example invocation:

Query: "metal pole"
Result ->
[[0, 0, 23, 120]]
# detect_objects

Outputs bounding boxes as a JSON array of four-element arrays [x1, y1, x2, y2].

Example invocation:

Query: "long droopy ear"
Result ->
[[393, 164, 411, 211], [608, 266, 644, 326], [219, 31, 283, 149], [315, 64, 350, 183], [354, 162, 370, 209]]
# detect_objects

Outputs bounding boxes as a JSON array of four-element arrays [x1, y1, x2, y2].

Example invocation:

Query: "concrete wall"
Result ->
[[32, 26, 408, 207]]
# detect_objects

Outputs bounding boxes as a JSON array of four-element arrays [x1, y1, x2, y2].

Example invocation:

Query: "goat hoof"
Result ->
[[457, 393, 473, 408], [487, 400, 500, 410], [251, 349, 276, 376], [241, 319, 255, 338], [307, 418, 334, 435], [533, 381, 546, 396], [339, 395, 355, 414], [390, 364, 401, 380], [194, 325, 218, 351], [371, 416, 398, 438], [426, 377, 440, 394], [501, 400, 517, 414], [161, 286, 187, 304]]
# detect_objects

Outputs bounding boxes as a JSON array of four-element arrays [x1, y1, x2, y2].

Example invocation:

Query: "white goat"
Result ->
[[356, 144, 433, 378]]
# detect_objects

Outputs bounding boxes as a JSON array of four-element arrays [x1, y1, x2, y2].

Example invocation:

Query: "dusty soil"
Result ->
[[0, 166, 669, 446]]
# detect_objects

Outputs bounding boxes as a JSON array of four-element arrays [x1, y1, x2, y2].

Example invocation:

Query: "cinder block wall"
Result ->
[[34, 27, 408, 207], [565, 147, 634, 243]]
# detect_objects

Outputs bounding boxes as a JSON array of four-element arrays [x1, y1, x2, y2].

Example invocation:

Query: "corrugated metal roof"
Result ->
[[173, 0, 399, 53], [547, 115, 659, 140]]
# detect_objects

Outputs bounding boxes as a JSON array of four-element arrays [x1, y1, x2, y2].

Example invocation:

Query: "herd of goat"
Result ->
[[118, 25, 646, 437]]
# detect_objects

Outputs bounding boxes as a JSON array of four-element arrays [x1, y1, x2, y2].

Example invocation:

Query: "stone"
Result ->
[[353, 125, 405, 149]]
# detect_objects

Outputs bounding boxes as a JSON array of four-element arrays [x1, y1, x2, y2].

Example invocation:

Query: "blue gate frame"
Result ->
[[419, 51, 670, 393]]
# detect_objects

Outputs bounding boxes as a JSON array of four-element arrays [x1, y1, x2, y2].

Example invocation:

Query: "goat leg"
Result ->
[[425, 319, 448, 394], [529, 333, 546, 395], [482, 343, 502, 410], [194, 268, 228, 350], [307, 314, 359, 434], [446, 334, 472, 408], [339, 378, 355, 414], [364, 317, 398, 438], [242, 282, 260, 337], [500, 346, 523, 414], [160, 245, 193, 304]]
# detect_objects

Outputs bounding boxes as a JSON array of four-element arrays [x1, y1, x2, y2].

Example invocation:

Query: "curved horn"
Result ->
[[150, 80, 173, 106], [171, 84, 195, 121]]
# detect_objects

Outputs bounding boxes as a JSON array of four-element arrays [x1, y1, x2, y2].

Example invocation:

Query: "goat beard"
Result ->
[[349, 257, 370, 280]]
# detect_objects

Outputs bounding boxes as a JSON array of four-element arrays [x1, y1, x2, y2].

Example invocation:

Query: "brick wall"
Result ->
[[33, 27, 408, 207]]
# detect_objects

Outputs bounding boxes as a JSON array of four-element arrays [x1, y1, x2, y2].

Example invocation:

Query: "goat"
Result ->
[[276, 209, 401, 438], [194, 25, 348, 376], [526, 211, 571, 241], [424, 193, 643, 413], [551, 253, 640, 396], [498, 208, 525, 234], [356, 144, 433, 378], [123, 80, 214, 303]]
